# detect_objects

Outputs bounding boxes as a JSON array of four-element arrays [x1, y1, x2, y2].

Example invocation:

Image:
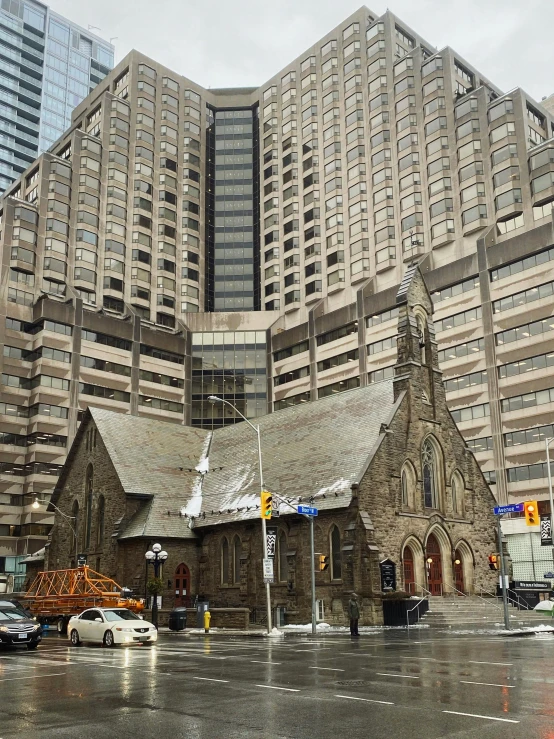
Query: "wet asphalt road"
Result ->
[[1, 630, 554, 738]]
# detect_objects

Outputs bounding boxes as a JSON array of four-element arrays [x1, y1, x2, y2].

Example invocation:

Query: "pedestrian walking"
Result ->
[[348, 593, 360, 636]]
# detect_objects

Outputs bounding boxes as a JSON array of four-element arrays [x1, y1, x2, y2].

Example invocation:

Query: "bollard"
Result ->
[[204, 609, 211, 634]]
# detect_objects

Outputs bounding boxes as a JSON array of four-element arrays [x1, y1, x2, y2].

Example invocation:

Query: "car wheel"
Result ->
[[103, 630, 115, 648], [57, 618, 67, 635], [26, 642, 38, 651], [70, 629, 82, 646]]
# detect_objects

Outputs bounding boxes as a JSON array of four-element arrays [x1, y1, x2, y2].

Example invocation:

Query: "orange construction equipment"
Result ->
[[22, 566, 144, 634]]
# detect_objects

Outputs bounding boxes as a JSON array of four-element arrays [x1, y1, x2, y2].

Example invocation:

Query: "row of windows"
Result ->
[[496, 316, 554, 346], [493, 280, 554, 313], [505, 423, 554, 448]]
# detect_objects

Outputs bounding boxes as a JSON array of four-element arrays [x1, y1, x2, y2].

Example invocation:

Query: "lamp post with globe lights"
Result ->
[[145, 543, 167, 627]]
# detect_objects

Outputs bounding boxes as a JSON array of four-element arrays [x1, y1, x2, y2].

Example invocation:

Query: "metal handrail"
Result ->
[[406, 596, 428, 631], [408, 582, 433, 598], [507, 592, 531, 611], [443, 583, 468, 598]]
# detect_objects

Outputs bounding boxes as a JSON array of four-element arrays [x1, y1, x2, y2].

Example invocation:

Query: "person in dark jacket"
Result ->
[[348, 593, 360, 636]]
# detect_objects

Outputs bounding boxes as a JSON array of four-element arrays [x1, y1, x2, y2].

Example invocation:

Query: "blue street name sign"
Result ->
[[297, 505, 318, 516], [493, 503, 524, 515]]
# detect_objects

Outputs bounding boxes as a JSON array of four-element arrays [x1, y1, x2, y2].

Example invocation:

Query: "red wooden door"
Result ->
[[174, 563, 190, 607], [426, 534, 443, 595], [403, 546, 415, 594], [454, 550, 464, 595]]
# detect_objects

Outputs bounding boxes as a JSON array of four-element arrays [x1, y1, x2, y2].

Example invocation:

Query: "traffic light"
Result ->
[[488, 554, 498, 571], [260, 491, 272, 519], [524, 500, 539, 526], [318, 555, 329, 571]]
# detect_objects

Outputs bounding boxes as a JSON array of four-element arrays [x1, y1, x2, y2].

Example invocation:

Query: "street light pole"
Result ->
[[496, 516, 510, 631], [145, 543, 168, 628], [33, 497, 78, 564], [208, 396, 272, 634]]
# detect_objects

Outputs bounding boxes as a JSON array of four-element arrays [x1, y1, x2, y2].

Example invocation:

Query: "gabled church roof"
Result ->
[[59, 379, 403, 539]]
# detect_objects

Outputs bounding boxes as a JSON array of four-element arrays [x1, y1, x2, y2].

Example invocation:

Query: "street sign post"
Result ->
[[263, 558, 274, 584], [493, 503, 524, 515], [297, 505, 318, 516], [492, 505, 516, 631]]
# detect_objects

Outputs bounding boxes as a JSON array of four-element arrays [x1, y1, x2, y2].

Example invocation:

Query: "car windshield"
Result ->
[[0, 608, 28, 621], [103, 609, 141, 622]]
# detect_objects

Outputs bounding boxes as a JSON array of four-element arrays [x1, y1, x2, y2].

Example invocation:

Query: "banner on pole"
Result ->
[[266, 527, 277, 558], [540, 515, 552, 546]]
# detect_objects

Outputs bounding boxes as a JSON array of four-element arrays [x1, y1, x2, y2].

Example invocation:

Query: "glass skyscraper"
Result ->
[[0, 0, 114, 192]]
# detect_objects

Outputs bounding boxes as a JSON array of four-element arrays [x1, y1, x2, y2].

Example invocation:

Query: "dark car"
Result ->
[[0, 600, 43, 650]]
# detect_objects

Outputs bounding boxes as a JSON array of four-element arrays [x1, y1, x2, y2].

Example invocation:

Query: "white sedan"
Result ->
[[68, 607, 157, 647]]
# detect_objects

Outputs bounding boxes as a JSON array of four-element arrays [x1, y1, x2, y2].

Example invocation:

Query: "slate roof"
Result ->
[[78, 380, 401, 539]]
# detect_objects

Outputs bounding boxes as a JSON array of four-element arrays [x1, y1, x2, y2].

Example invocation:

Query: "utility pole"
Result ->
[[310, 515, 316, 635], [496, 517, 510, 631], [267, 489, 318, 634]]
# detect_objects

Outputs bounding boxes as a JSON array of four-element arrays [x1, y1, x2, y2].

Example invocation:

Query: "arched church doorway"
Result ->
[[426, 534, 443, 595], [174, 563, 190, 607], [403, 546, 415, 594], [454, 549, 465, 594]]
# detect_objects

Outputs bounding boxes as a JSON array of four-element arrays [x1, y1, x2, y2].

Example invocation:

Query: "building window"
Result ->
[[96, 495, 105, 548], [84, 464, 93, 550], [72, 500, 80, 558], [422, 438, 440, 509], [330, 525, 342, 580], [233, 535, 241, 584], [451, 472, 464, 515], [401, 461, 416, 509], [221, 537, 229, 585]]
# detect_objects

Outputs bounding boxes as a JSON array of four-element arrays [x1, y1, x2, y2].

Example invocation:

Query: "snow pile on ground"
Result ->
[[501, 624, 554, 636], [279, 623, 430, 633], [266, 627, 285, 638]]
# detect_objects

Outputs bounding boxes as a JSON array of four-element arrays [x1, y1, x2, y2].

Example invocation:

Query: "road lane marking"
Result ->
[[192, 677, 229, 683], [442, 711, 519, 724], [0, 672, 66, 682], [335, 695, 394, 706], [400, 656, 435, 661], [251, 661, 282, 665], [468, 661, 513, 666], [309, 666, 345, 672], [376, 673, 419, 679], [460, 681, 514, 688], [255, 684, 300, 692]]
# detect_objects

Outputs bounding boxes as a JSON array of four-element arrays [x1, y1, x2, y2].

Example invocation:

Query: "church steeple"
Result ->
[[393, 264, 439, 412]]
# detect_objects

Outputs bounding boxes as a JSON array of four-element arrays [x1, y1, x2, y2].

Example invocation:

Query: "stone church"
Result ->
[[44, 266, 498, 625]]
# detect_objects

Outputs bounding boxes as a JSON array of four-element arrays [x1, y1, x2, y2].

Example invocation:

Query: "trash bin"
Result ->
[[168, 607, 188, 632], [196, 601, 209, 628]]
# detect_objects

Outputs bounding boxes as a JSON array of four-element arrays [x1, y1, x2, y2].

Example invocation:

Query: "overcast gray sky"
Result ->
[[49, 0, 553, 102]]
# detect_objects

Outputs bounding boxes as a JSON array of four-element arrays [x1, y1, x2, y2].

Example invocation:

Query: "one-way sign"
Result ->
[[297, 505, 318, 516], [494, 503, 524, 515]]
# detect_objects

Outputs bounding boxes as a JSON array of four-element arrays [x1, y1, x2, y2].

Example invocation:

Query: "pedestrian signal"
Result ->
[[524, 500, 538, 526], [318, 555, 329, 571], [260, 491, 273, 519], [488, 554, 498, 571]]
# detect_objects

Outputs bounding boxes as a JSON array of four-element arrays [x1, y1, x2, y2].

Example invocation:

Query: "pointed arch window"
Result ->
[[278, 531, 288, 583], [221, 537, 229, 584], [401, 469, 408, 506], [416, 313, 427, 365], [330, 525, 342, 580], [422, 439, 439, 509], [84, 464, 93, 549], [401, 461, 416, 509], [451, 471, 464, 515], [96, 495, 105, 548], [72, 499, 80, 557], [233, 535, 242, 584]]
